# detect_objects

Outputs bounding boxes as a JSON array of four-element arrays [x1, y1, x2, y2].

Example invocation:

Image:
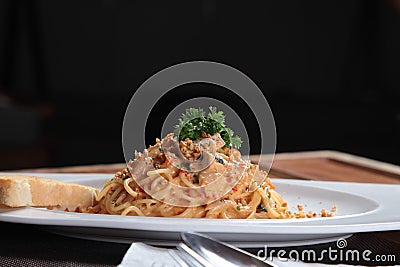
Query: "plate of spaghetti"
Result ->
[[0, 107, 399, 247], [0, 172, 399, 247]]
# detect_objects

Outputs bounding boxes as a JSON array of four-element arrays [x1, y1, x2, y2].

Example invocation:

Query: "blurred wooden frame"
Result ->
[[250, 150, 400, 184]]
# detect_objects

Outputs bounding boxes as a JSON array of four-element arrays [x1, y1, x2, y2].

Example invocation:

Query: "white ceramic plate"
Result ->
[[1, 173, 399, 247]]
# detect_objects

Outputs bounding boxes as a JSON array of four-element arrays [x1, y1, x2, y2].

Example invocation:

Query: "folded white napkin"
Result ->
[[119, 242, 361, 267]]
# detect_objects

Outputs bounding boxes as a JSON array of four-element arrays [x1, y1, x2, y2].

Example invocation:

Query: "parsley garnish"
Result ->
[[174, 107, 242, 149]]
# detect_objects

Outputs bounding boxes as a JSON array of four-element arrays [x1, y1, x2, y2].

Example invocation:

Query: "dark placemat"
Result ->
[[0, 222, 128, 267], [1, 221, 399, 266]]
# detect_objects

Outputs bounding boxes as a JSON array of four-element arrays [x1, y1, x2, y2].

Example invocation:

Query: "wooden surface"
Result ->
[[257, 150, 400, 184]]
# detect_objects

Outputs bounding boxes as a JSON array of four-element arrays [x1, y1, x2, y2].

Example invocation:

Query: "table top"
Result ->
[[2, 150, 400, 266]]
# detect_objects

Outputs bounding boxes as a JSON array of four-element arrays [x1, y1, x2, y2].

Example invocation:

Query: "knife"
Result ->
[[180, 232, 278, 267]]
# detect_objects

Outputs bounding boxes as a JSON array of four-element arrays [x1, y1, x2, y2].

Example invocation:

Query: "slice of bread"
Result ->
[[0, 175, 98, 208]]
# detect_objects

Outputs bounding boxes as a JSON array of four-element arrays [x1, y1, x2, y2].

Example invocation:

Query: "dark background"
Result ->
[[0, 0, 399, 170]]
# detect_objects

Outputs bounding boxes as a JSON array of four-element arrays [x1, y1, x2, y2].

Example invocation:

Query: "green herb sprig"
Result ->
[[174, 107, 242, 149]]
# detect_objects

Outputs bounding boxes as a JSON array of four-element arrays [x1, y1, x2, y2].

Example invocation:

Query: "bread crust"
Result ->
[[0, 175, 98, 208]]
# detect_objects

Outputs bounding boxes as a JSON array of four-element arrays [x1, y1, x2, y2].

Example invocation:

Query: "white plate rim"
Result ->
[[0, 172, 399, 242]]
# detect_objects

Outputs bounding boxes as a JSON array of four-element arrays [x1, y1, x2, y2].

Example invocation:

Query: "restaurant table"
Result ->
[[1, 150, 400, 266]]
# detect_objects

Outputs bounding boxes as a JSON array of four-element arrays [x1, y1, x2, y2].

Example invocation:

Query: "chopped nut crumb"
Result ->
[[306, 210, 314, 218], [179, 138, 202, 160], [294, 211, 306, 218], [321, 208, 327, 217]]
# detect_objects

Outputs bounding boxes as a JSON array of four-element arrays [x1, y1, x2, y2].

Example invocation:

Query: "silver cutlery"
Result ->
[[174, 232, 278, 267]]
